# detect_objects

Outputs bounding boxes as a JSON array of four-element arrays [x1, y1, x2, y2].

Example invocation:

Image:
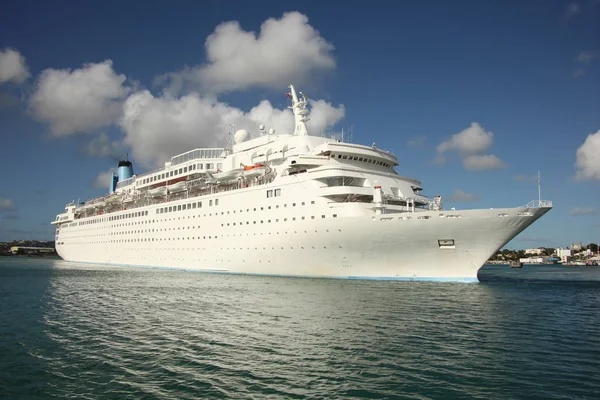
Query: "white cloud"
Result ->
[[30, 60, 130, 136], [463, 154, 505, 171], [92, 169, 115, 189], [565, 2, 581, 18], [120, 90, 344, 169], [575, 129, 600, 180], [569, 207, 598, 216], [435, 122, 505, 171], [447, 189, 481, 203], [0, 48, 30, 84], [437, 122, 493, 155], [160, 12, 336, 95], [306, 99, 345, 135], [0, 198, 17, 211]]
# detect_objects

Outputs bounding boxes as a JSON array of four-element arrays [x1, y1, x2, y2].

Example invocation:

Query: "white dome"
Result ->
[[234, 129, 250, 144]]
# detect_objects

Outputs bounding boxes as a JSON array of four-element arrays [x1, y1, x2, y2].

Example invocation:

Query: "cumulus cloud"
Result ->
[[30, 60, 130, 136], [83, 132, 126, 159], [569, 207, 598, 216], [160, 12, 336, 95], [435, 122, 505, 171], [447, 189, 481, 203], [462, 154, 505, 171], [0, 48, 30, 84], [0, 198, 17, 211], [92, 169, 115, 189], [575, 129, 600, 180], [120, 90, 344, 169]]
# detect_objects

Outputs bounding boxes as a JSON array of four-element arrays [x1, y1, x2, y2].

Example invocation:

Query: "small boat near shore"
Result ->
[[510, 261, 523, 268]]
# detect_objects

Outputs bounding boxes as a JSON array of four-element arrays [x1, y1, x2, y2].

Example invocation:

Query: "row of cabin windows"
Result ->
[[221, 214, 338, 226], [156, 199, 219, 214], [107, 210, 149, 222], [140, 163, 224, 185], [331, 153, 392, 168], [66, 199, 318, 228]]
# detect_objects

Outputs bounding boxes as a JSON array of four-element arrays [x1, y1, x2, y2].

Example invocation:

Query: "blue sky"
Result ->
[[0, 0, 599, 248]]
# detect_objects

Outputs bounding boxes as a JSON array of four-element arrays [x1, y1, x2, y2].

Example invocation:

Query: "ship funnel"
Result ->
[[117, 160, 134, 182]]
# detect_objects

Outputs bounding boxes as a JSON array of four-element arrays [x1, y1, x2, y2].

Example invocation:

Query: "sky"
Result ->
[[0, 0, 599, 249]]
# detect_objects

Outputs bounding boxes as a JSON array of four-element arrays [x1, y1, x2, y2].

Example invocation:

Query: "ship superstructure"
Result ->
[[52, 86, 552, 281]]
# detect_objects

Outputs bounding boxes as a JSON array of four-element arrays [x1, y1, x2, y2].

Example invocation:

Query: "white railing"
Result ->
[[523, 200, 553, 208]]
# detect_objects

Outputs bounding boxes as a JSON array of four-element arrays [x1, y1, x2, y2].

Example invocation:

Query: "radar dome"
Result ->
[[234, 129, 250, 144]]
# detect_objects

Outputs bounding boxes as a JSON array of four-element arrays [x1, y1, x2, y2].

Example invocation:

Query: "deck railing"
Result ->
[[523, 200, 553, 208]]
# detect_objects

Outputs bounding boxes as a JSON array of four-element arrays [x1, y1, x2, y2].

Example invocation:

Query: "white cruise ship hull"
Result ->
[[55, 205, 550, 282]]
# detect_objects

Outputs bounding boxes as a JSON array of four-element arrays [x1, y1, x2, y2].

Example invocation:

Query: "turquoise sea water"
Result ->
[[1, 257, 599, 399]]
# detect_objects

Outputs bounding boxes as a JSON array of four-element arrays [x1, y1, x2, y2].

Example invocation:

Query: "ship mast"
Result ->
[[289, 84, 310, 136]]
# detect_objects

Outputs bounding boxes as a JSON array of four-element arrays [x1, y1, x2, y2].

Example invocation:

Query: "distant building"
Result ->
[[556, 248, 572, 263], [525, 248, 543, 255]]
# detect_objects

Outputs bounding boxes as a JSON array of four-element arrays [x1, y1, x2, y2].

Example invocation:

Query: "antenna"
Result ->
[[341, 127, 344, 142], [538, 170, 541, 204]]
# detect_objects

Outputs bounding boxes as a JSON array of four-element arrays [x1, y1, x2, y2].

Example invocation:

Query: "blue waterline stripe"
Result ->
[[59, 260, 479, 283]]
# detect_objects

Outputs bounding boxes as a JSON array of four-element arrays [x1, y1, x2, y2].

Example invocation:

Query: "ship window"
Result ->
[[169, 206, 173, 212], [182, 204, 186, 210], [198, 201, 202, 208], [209, 200, 213, 206], [198, 164, 203, 170], [179, 168, 182, 174], [274, 189, 281, 197], [156, 209, 159, 214], [184, 167, 187, 172], [170, 171, 173, 177], [215, 199, 219, 206], [438, 239, 455, 249], [333, 214, 337, 218], [342, 155, 348, 159], [267, 190, 273, 198], [193, 203, 197, 209], [321, 215, 325, 218]]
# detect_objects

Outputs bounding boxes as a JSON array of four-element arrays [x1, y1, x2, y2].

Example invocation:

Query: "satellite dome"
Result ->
[[234, 129, 250, 144]]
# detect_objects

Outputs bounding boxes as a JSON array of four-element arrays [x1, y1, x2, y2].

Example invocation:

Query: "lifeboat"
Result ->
[[167, 181, 187, 193], [149, 186, 168, 197], [106, 193, 123, 203], [242, 163, 267, 178], [212, 169, 242, 182]]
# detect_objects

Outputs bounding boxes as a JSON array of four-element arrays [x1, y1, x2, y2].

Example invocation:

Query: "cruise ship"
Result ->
[[52, 86, 552, 281]]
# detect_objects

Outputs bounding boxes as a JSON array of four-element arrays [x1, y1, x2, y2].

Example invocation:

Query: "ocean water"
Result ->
[[1, 258, 600, 399]]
